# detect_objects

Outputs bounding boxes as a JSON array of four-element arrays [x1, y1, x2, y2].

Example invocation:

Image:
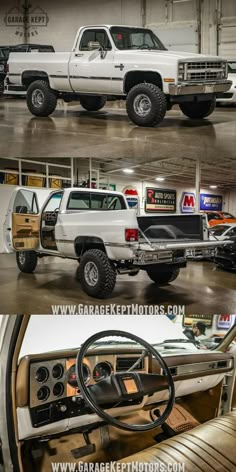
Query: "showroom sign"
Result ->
[[123, 186, 139, 209], [200, 193, 223, 211], [4, 4, 49, 38], [181, 192, 196, 213], [145, 188, 176, 212]]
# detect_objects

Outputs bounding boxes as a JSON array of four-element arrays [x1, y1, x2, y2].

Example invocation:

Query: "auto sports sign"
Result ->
[[123, 186, 139, 209], [200, 193, 223, 211], [145, 188, 176, 212], [4, 2, 49, 39], [181, 192, 196, 213]]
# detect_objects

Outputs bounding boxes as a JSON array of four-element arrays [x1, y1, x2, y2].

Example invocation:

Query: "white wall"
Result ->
[[98, 174, 229, 215], [0, 0, 236, 56], [0, 185, 51, 253]]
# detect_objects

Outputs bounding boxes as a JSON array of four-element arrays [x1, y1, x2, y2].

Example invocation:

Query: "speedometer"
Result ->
[[66, 363, 90, 387], [93, 362, 113, 382]]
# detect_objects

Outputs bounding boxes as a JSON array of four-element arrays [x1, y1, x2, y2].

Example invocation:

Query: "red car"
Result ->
[[205, 211, 236, 227]]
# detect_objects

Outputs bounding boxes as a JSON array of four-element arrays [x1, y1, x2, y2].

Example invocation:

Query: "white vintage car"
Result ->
[[4, 187, 227, 299], [217, 61, 236, 105], [0, 314, 235, 472], [7, 25, 231, 126]]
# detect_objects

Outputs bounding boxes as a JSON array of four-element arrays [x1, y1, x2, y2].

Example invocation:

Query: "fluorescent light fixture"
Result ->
[[123, 168, 134, 174], [156, 177, 165, 182], [210, 185, 217, 189]]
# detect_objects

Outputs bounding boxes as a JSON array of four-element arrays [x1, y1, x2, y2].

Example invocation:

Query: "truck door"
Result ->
[[4, 188, 39, 252], [69, 28, 114, 94]]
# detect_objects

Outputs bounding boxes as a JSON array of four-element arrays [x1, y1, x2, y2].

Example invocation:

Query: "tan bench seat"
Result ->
[[118, 411, 236, 472]]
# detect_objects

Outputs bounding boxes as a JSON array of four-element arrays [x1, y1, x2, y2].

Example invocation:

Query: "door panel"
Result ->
[[4, 188, 40, 252], [12, 213, 39, 250], [69, 28, 114, 93]]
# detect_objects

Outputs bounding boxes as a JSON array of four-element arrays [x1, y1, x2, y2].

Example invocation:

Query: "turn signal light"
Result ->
[[125, 228, 139, 242]]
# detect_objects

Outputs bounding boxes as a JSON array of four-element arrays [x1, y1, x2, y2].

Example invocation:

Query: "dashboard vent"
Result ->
[[169, 367, 178, 376], [217, 361, 227, 368], [116, 357, 144, 371]]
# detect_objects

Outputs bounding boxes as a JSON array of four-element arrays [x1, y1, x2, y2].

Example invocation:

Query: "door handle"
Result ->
[[75, 53, 84, 57]]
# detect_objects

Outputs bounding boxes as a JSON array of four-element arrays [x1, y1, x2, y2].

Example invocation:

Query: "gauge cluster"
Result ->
[[29, 353, 148, 428]]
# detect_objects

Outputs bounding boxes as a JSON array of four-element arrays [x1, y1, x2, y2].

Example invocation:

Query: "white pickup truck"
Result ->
[[4, 187, 229, 298], [7, 25, 232, 127]]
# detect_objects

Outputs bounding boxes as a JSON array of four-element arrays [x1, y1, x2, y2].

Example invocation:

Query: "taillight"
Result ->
[[6, 64, 9, 74], [125, 228, 139, 242]]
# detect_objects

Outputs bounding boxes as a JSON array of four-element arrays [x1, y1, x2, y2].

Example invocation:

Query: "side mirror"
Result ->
[[88, 41, 101, 51]]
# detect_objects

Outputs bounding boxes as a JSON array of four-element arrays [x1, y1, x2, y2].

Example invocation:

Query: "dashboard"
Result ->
[[16, 348, 234, 440], [28, 353, 149, 428]]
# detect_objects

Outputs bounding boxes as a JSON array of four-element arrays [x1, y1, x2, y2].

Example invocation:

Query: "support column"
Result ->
[[195, 158, 201, 213]]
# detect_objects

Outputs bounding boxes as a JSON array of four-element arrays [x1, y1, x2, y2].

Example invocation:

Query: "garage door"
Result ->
[[146, 0, 200, 53], [218, 1, 236, 59]]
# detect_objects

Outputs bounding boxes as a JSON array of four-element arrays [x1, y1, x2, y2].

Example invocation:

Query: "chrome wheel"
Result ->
[[32, 89, 45, 108], [133, 94, 152, 117], [84, 261, 99, 287], [18, 252, 26, 265]]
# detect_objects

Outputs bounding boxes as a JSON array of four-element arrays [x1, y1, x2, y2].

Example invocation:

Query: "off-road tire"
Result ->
[[146, 267, 180, 285], [126, 83, 167, 127], [26, 80, 58, 116], [180, 98, 216, 119], [16, 251, 38, 273], [80, 95, 107, 111], [78, 249, 116, 298]]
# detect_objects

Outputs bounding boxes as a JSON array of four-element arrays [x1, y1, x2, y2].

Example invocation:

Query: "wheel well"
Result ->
[[22, 71, 49, 88], [75, 237, 106, 258], [124, 71, 163, 94]]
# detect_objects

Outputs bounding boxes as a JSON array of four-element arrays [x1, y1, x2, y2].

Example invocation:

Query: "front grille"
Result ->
[[179, 61, 227, 82], [217, 92, 233, 99]]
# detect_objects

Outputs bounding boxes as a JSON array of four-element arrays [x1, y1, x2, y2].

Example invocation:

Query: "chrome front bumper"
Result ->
[[169, 80, 232, 96]]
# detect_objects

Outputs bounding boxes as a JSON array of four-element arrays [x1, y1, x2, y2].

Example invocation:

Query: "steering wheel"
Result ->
[[76, 330, 175, 432]]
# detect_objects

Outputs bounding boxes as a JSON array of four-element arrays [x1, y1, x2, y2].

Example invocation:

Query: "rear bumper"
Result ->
[[169, 80, 232, 96], [134, 240, 231, 266]]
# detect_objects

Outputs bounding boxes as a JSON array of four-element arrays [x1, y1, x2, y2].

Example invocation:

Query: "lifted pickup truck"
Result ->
[[4, 187, 229, 298], [7, 25, 232, 126]]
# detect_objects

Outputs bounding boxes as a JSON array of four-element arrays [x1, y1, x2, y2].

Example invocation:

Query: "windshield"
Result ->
[[18, 314, 236, 359], [222, 212, 235, 219], [210, 225, 230, 236], [110, 27, 166, 51], [228, 62, 236, 73]]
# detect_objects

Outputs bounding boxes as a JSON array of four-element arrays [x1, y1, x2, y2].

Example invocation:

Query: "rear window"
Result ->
[[67, 192, 126, 211]]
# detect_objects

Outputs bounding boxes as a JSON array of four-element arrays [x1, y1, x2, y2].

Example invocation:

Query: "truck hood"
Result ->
[[117, 49, 225, 63]]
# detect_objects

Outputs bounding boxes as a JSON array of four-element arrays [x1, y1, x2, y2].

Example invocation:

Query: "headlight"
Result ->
[[178, 62, 185, 81], [0, 64, 4, 72]]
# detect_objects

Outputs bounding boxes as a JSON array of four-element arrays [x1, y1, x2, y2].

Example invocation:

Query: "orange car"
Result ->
[[205, 211, 236, 227]]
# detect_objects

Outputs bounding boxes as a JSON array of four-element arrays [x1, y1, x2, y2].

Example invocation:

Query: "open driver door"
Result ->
[[4, 188, 40, 252]]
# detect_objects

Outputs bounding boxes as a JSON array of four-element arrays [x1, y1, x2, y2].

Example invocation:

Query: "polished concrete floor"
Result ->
[[1, 97, 236, 158], [0, 254, 235, 314]]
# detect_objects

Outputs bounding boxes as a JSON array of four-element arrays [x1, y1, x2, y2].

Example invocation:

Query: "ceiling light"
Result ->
[[210, 185, 217, 189], [156, 177, 165, 182], [123, 168, 134, 174]]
